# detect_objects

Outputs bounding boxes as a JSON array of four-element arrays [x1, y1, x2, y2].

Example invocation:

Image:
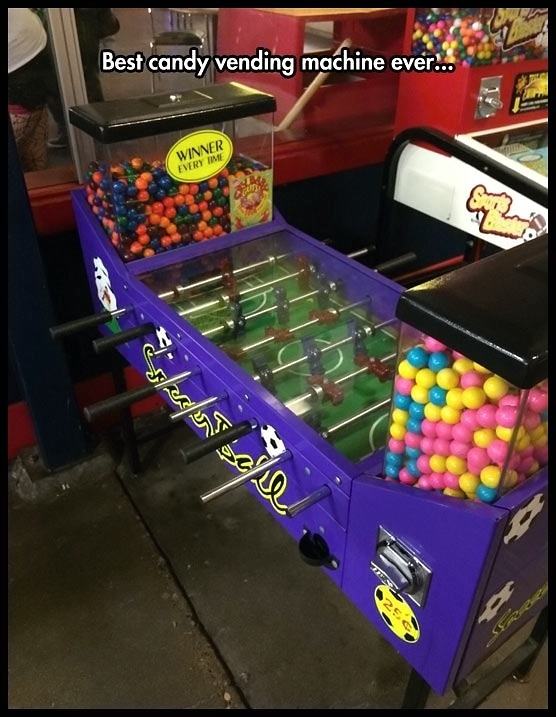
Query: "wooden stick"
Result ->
[[274, 37, 353, 132]]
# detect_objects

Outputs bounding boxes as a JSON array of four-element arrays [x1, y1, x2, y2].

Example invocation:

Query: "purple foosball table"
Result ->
[[51, 86, 547, 708]]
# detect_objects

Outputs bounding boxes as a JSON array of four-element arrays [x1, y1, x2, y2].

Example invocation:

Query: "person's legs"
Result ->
[[46, 92, 68, 148], [10, 107, 48, 172]]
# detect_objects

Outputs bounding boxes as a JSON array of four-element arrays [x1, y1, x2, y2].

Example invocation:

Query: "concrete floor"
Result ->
[[8, 422, 548, 709]]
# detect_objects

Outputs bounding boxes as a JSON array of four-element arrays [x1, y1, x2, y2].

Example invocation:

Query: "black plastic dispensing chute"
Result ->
[[395, 235, 547, 389]]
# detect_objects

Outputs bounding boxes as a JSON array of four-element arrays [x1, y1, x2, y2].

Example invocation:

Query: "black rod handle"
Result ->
[[84, 384, 157, 422], [182, 421, 255, 464], [374, 252, 417, 275], [50, 309, 123, 340], [93, 323, 155, 354]]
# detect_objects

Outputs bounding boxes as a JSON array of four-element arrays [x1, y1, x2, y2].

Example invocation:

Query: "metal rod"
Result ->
[[243, 288, 319, 322], [285, 485, 331, 518], [177, 269, 302, 317], [347, 248, 369, 259], [154, 370, 194, 391], [152, 343, 175, 357], [321, 398, 391, 439], [169, 394, 223, 422], [240, 299, 369, 354], [158, 252, 290, 301], [200, 451, 291, 504]]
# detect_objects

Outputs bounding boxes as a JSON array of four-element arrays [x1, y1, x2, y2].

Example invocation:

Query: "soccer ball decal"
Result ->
[[156, 325, 173, 360], [93, 257, 117, 312], [261, 424, 286, 457], [478, 580, 515, 623], [503, 493, 545, 544]]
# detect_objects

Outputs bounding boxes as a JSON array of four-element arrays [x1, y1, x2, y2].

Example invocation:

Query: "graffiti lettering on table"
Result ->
[[487, 581, 548, 648], [466, 185, 546, 241], [143, 343, 288, 514]]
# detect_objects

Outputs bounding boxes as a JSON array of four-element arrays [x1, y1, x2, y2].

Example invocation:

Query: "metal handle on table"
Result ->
[[92, 323, 155, 354], [285, 485, 331, 517], [50, 308, 126, 339], [183, 420, 256, 465]]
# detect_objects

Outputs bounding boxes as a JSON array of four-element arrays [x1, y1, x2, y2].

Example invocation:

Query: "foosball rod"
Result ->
[[320, 398, 391, 440], [285, 352, 396, 418], [158, 252, 291, 302], [239, 299, 370, 354], [50, 308, 127, 340], [178, 267, 311, 317], [255, 318, 398, 382]]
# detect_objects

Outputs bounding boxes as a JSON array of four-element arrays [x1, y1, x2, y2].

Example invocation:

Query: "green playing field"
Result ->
[[170, 259, 396, 463]]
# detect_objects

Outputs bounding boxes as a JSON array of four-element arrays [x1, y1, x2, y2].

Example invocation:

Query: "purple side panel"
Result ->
[[342, 476, 507, 694], [456, 469, 548, 681]]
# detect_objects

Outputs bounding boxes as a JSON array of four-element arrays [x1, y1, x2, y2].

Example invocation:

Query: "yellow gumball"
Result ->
[[496, 426, 513, 442], [443, 487, 466, 498], [399, 359, 418, 380], [436, 368, 460, 390], [415, 368, 437, 389], [530, 425, 545, 441], [480, 465, 501, 488], [483, 375, 509, 401], [465, 491, 477, 500], [446, 388, 464, 410], [392, 409, 409, 426], [424, 402, 442, 422], [526, 460, 540, 476], [503, 469, 518, 489], [430, 454, 446, 472], [453, 358, 474, 375], [473, 428, 496, 448], [441, 406, 461, 425], [446, 455, 467, 475], [459, 472, 480, 493], [533, 435, 548, 448], [516, 426, 526, 440], [516, 435, 531, 451], [411, 385, 429, 404], [390, 423, 406, 440], [462, 387, 486, 409], [473, 362, 491, 375]]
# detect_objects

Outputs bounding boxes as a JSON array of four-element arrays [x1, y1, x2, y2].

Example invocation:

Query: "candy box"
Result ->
[[384, 234, 548, 503], [69, 83, 276, 263]]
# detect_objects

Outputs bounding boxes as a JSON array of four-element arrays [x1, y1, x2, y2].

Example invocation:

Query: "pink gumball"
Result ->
[[523, 411, 541, 431], [450, 440, 470, 459], [444, 472, 460, 489], [399, 467, 417, 485], [476, 404, 497, 429], [416, 476, 433, 490], [388, 438, 405, 453], [395, 377, 414, 396], [436, 422, 453, 440], [420, 437, 435, 455], [467, 446, 490, 473], [429, 472, 445, 490], [535, 445, 549, 465], [417, 455, 432, 474], [521, 445, 535, 458], [424, 336, 446, 352], [452, 423, 473, 443], [509, 454, 520, 470], [518, 455, 536, 474], [496, 406, 518, 428], [461, 409, 479, 431], [499, 394, 519, 407], [527, 388, 548, 413], [434, 438, 451, 456], [405, 432, 422, 449], [460, 371, 483, 389], [421, 419, 437, 438], [516, 472, 527, 484], [487, 439, 508, 465], [452, 351, 466, 360]]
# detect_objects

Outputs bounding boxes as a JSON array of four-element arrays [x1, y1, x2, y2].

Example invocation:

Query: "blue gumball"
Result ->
[[159, 175, 173, 190], [394, 393, 412, 410], [429, 386, 447, 406], [406, 418, 422, 434], [406, 459, 421, 477], [409, 402, 425, 420], [407, 346, 429, 369], [476, 484, 498, 503], [405, 446, 421, 459], [112, 180, 127, 195], [385, 464, 400, 479], [385, 451, 403, 466], [155, 189, 166, 200], [429, 351, 450, 372]]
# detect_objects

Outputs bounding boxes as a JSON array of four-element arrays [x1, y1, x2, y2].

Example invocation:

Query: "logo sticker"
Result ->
[[166, 129, 233, 183], [511, 71, 548, 115], [374, 585, 420, 643], [466, 185, 547, 241], [230, 169, 273, 230]]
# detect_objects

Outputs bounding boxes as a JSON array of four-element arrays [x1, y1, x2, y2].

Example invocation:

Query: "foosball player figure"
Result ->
[[221, 258, 240, 303], [352, 320, 394, 383], [296, 255, 312, 290], [252, 356, 276, 394], [304, 336, 344, 406], [229, 300, 246, 339], [274, 286, 290, 325]]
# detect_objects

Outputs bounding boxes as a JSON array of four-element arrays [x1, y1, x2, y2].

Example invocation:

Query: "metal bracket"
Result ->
[[475, 75, 503, 119], [371, 527, 432, 608]]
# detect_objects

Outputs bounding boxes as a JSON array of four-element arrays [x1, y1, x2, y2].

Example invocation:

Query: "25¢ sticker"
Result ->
[[374, 585, 420, 643]]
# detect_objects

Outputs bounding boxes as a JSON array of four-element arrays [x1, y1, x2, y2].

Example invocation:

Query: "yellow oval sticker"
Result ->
[[165, 129, 233, 183], [374, 585, 420, 643]]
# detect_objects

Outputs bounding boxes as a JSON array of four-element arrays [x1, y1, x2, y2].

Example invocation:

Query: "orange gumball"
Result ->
[[166, 223, 177, 235], [137, 190, 149, 202], [208, 177, 218, 189], [189, 184, 199, 196], [138, 234, 150, 246], [149, 214, 161, 225], [203, 227, 213, 239], [202, 210, 212, 222], [143, 248, 155, 257], [159, 216, 170, 229], [178, 183, 190, 195], [135, 178, 148, 190], [130, 241, 143, 254]]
